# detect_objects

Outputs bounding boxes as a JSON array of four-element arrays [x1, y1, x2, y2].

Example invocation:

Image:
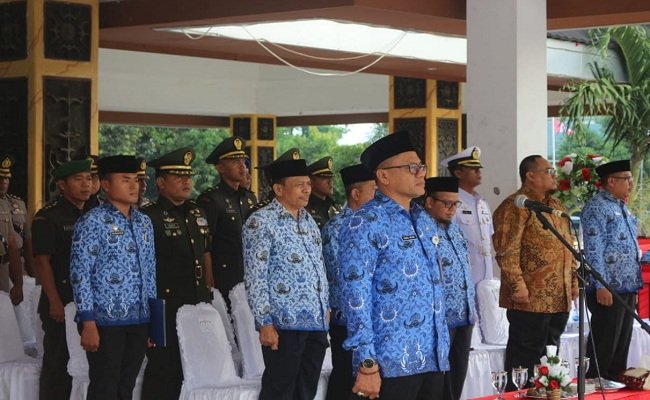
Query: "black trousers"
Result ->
[[260, 329, 328, 400], [39, 314, 72, 400], [326, 324, 353, 400], [351, 371, 445, 400], [586, 292, 636, 380], [504, 310, 569, 391], [85, 324, 148, 400], [141, 300, 184, 400], [444, 325, 473, 400]]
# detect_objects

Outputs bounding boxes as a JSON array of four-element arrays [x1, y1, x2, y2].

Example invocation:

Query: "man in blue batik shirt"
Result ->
[[70, 155, 157, 400], [582, 159, 642, 381], [423, 177, 476, 400], [242, 158, 330, 400], [338, 131, 450, 400], [322, 164, 376, 400]]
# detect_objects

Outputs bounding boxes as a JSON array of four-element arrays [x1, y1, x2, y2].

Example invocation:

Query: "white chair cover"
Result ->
[[30, 286, 44, 359], [229, 283, 265, 379], [211, 288, 241, 374], [460, 350, 493, 400], [476, 279, 509, 345], [628, 321, 650, 368], [0, 292, 26, 363], [13, 277, 38, 357], [177, 303, 239, 391], [0, 292, 40, 400]]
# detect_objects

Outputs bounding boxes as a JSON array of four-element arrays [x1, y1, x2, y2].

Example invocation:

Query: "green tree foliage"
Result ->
[[556, 117, 631, 160], [99, 124, 229, 198]]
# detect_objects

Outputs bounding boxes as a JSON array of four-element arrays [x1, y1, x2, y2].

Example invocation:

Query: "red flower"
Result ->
[[595, 181, 602, 188], [559, 179, 571, 191], [581, 168, 591, 181], [539, 366, 549, 376], [534, 379, 542, 389], [549, 380, 560, 390], [558, 156, 571, 167]]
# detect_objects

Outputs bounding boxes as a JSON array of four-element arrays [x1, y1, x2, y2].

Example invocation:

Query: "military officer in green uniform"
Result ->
[[198, 136, 257, 300], [306, 156, 341, 229], [84, 155, 103, 211], [136, 157, 152, 208], [32, 159, 93, 399], [0, 155, 34, 297], [141, 148, 213, 400]]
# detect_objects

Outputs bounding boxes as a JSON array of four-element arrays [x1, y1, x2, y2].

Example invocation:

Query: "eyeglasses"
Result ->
[[431, 197, 462, 210], [533, 167, 556, 175], [380, 163, 427, 175], [611, 175, 634, 183]]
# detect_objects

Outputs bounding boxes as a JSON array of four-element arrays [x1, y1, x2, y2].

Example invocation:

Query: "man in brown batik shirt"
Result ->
[[492, 155, 578, 390]]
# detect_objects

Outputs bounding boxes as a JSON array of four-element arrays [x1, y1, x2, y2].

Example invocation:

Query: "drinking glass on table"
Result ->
[[574, 357, 590, 378], [491, 371, 508, 400], [512, 366, 529, 398]]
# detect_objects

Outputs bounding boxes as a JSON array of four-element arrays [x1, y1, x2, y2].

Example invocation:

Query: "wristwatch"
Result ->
[[361, 358, 377, 369]]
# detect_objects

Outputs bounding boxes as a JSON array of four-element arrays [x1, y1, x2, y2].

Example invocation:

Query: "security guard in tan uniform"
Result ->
[[141, 148, 213, 400], [0, 156, 33, 297], [306, 156, 341, 229], [198, 136, 257, 301]]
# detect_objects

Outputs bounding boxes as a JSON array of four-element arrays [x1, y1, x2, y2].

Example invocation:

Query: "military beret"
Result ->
[[307, 156, 335, 177], [206, 136, 247, 164], [441, 146, 483, 169], [53, 159, 92, 180], [596, 160, 630, 178], [148, 148, 195, 176], [98, 155, 140, 175], [360, 131, 416, 171], [0, 156, 14, 178], [340, 164, 375, 187], [425, 177, 459, 194], [269, 159, 308, 181]]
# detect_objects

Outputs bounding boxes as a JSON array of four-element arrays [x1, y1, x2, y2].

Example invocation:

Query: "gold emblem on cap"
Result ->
[[327, 158, 333, 170], [234, 138, 243, 150], [140, 160, 147, 170], [471, 147, 479, 160], [183, 151, 193, 165], [1, 157, 11, 169], [292, 151, 300, 160]]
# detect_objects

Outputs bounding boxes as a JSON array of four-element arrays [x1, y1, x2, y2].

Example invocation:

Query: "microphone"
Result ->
[[514, 195, 569, 218]]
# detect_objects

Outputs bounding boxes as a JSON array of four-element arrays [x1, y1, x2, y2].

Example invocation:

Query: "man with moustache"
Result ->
[[33, 159, 93, 399], [70, 155, 157, 400], [582, 160, 642, 380], [423, 177, 476, 400], [322, 164, 376, 400], [243, 158, 330, 400], [198, 136, 256, 299], [306, 156, 342, 229], [141, 148, 213, 399], [492, 155, 577, 389], [338, 131, 450, 400]]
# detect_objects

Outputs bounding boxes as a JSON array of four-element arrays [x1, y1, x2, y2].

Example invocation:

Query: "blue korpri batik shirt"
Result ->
[[581, 190, 642, 293], [242, 198, 329, 332], [434, 219, 476, 329], [322, 206, 353, 327], [70, 202, 157, 326], [338, 191, 450, 378]]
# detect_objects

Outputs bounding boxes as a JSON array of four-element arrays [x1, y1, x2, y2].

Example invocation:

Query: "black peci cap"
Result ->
[[360, 131, 416, 171]]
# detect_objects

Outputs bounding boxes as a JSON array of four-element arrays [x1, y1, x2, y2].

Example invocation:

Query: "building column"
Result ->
[[230, 114, 276, 198], [465, 0, 548, 207], [0, 0, 99, 211], [389, 77, 463, 177]]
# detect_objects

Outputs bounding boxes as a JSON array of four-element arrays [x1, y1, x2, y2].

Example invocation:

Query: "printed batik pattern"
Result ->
[[242, 198, 329, 332], [435, 220, 476, 329], [70, 202, 157, 326], [322, 207, 352, 327], [581, 190, 642, 293], [338, 191, 450, 378]]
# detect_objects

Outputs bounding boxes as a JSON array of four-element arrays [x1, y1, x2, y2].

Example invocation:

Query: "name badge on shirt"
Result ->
[[462, 210, 472, 215], [63, 224, 75, 231], [110, 225, 124, 235], [401, 234, 416, 241]]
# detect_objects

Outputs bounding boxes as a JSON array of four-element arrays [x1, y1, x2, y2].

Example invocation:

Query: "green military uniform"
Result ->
[[247, 147, 302, 218], [141, 148, 212, 400], [32, 159, 92, 399], [306, 156, 342, 229], [0, 156, 30, 291], [197, 137, 256, 299]]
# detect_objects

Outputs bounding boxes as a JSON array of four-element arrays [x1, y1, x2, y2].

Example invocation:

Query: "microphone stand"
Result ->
[[532, 210, 650, 400]]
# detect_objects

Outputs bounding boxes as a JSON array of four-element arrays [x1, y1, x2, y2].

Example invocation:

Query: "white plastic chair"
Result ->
[[211, 288, 241, 375], [0, 291, 40, 400], [30, 286, 44, 358], [476, 279, 509, 345], [13, 277, 38, 357], [229, 283, 265, 379]]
